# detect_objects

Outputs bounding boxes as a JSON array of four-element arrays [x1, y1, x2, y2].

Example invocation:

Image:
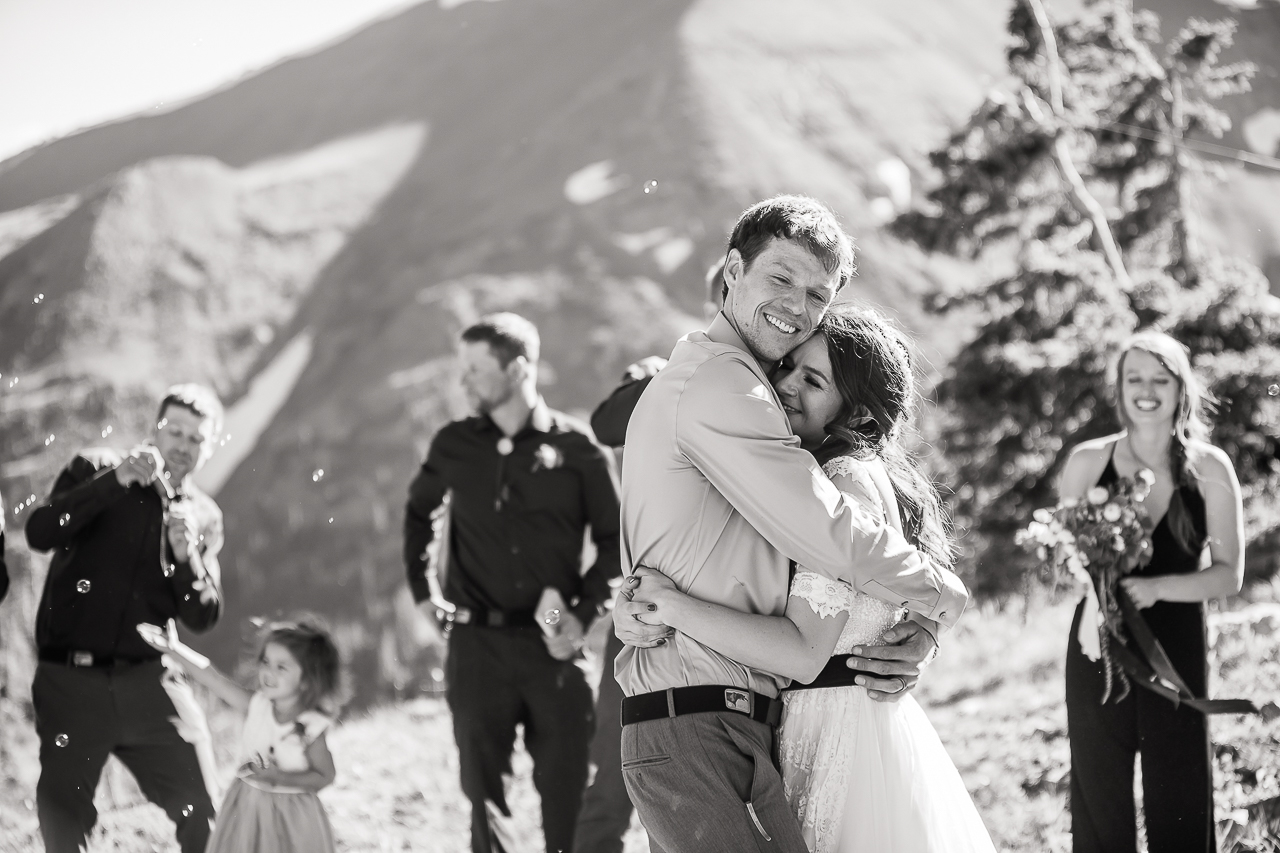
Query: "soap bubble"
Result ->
[[163, 564, 175, 578], [54, 734, 69, 747], [312, 469, 325, 482], [32, 293, 44, 304], [76, 580, 91, 594], [643, 180, 658, 194], [1269, 384, 1279, 397], [59, 514, 70, 527], [101, 426, 113, 438]]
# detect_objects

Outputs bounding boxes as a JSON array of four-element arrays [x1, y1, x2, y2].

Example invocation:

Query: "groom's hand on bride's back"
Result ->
[[846, 620, 938, 703], [612, 574, 674, 648]]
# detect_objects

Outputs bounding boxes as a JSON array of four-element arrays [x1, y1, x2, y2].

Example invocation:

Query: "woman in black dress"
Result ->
[[1057, 331, 1244, 852]]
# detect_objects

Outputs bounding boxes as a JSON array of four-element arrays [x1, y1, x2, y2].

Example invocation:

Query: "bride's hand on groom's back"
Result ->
[[846, 620, 938, 703]]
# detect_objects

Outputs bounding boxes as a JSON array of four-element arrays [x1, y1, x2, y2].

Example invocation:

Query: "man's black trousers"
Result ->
[[446, 623, 595, 853], [32, 659, 215, 853]]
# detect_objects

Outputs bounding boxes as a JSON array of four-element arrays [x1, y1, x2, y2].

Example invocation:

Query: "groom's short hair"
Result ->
[[725, 195, 856, 300], [460, 312, 541, 366]]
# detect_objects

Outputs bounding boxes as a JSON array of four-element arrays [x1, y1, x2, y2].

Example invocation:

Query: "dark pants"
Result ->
[[621, 711, 807, 853], [1065, 601, 1215, 853], [446, 624, 595, 853], [32, 659, 214, 853], [573, 628, 633, 853]]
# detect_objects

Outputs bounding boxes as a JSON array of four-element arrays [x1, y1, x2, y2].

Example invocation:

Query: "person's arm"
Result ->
[[571, 436, 623, 630], [590, 361, 663, 448], [631, 567, 848, 683], [1121, 445, 1244, 608], [25, 452, 137, 551], [674, 357, 967, 627], [170, 502, 223, 631], [404, 438, 450, 605], [246, 730, 336, 792], [136, 622, 251, 712]]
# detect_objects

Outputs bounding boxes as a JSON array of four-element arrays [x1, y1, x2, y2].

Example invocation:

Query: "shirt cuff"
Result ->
[[922, 573, 968, 630]]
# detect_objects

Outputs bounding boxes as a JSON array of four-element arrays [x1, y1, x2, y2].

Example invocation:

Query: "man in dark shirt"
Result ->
[[26, 384, 225, 853], [404, 313, 622, 853]]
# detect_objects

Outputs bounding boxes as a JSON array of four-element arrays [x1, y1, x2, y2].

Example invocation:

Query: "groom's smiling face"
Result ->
[[723, 238, 839, 363]]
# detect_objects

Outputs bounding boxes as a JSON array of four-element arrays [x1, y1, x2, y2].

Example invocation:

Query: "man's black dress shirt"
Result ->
[[589, 375, 654, 449], [26, 448, 224, 661], [405, 400, 621, 629]]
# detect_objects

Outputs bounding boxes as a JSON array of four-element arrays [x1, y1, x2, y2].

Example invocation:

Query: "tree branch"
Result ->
[[1024, 0, 1132, 288]]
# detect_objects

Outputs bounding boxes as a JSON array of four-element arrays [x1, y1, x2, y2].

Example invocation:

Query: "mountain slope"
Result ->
[[0, 0, 1275, 698]]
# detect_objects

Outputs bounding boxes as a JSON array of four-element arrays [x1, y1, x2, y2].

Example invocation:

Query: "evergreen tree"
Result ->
[[895, 0, 1280, 596]]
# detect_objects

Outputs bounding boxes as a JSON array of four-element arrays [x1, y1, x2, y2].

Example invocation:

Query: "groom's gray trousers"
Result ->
[[621, 712, 807, 853]]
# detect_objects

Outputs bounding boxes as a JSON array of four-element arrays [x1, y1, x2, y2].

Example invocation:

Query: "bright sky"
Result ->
[[0, 0, 423, 161]]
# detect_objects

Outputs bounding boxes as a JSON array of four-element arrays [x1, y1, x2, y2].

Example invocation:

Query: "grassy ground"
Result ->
[[2, 594, 1278, 853]]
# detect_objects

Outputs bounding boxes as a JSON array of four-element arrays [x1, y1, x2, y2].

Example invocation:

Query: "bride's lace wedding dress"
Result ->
[[777, 456, 996, 853]]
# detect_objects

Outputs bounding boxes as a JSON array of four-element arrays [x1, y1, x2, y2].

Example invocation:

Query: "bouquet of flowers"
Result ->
[[1017, 469, 1157, 702]]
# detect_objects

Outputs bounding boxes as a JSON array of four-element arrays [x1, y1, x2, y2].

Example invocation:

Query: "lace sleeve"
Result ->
[[821, 455, 885, 521], [789, 571, 854, 619]]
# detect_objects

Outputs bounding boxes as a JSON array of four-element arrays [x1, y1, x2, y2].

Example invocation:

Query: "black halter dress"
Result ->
[[1065, 450, 1214, 853]]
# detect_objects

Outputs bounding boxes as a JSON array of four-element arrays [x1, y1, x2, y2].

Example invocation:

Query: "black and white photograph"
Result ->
[[1, 0, 1279, 851]]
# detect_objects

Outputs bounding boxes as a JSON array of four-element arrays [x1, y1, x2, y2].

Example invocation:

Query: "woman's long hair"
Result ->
[[1113, 331, 1215, 554], [812, 306, 956, 570]]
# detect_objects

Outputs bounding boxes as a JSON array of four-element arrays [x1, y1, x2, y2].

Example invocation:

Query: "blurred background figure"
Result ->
[[404, 313, 621, 853], [1058, 332, 1244, 853], [24, 384, 226, 853], [0, 493, 8, 604]]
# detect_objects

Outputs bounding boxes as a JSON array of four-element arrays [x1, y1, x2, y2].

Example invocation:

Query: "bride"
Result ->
[[628, 305, 994, 852]]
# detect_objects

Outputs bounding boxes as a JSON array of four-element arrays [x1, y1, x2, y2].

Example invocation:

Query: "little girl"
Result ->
[[137, 617, 341, 852]]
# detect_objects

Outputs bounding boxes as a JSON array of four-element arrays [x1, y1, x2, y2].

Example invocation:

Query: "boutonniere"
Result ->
[[532, 444, 564, 472]]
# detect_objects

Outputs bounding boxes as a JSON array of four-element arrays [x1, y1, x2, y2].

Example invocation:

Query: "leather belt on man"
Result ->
[[38, 648, 153, 669], [446, 604, 537, 629], [621, 685, 783, 727]]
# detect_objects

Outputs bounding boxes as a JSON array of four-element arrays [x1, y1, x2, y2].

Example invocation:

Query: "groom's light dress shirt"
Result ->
[[615, 313, 968, 699]]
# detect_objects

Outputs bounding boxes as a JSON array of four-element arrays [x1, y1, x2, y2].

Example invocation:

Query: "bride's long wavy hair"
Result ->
[[1113, 331, 1214, 554], [811, 305, 956, 571]]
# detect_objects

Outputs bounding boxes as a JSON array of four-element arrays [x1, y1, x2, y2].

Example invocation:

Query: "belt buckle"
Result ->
[[724, 688, 751, 715], [70, 651, 93, 667]]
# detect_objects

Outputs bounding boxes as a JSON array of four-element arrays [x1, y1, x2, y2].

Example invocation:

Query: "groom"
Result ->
[[612, 195, 968, 852]]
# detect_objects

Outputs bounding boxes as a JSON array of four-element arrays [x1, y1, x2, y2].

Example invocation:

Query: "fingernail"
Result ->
[[856, 676, 865, 686], [851, 647, 862, 655]]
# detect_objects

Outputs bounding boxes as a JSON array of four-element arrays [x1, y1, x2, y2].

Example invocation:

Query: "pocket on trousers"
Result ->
[[621, 754, 671, 770], [720, 720, 779, 844]]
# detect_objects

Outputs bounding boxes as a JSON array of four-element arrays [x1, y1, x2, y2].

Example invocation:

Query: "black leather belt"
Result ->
[[785, 654, 879, 692], [449, 605, 537, 628], [621, 685, 783, 727], [39, 648, 153, 669]]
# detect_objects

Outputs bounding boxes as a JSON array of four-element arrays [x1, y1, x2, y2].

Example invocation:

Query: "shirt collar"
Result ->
[[480, 397, 554, 438]]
